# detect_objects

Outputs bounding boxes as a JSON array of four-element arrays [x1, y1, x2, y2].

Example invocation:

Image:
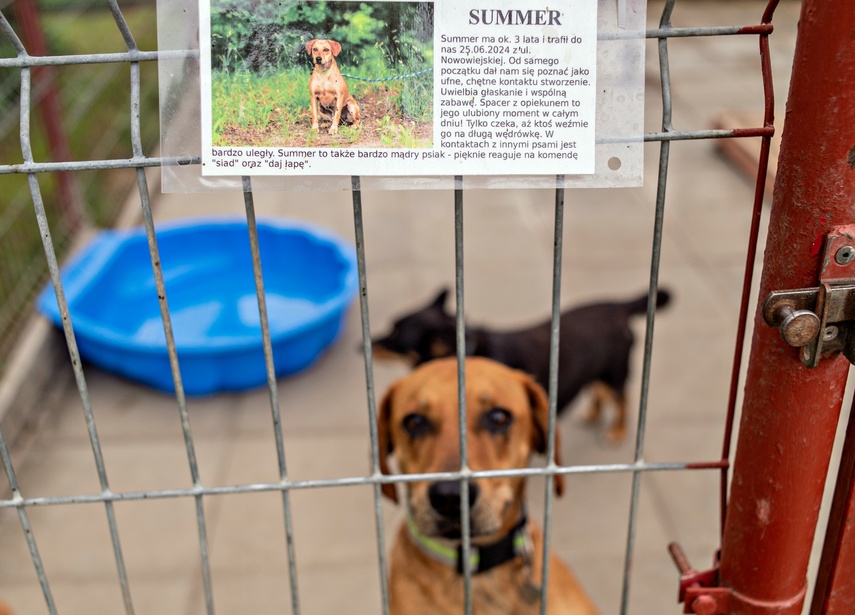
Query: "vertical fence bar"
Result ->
[[107, 6, 163, 612], [138, 189, 217, 615], [719, 0, 855, 612], [12, 0, 85, 229], [538, 177, 564, 615], [618, 2, 675, 613], [453, 175, 473, 614], [32, 100, 136, 615], [720, 0, 779, 536], [0, 427, 57, 615], [350, 175, 391, 615], [2, 14, 59, 613], [14, 6, 139, 613], [241, 176, 302, 615], [110, 4, 218, 609], [124, 1, 228, 610], [136, 178, 216, 615]]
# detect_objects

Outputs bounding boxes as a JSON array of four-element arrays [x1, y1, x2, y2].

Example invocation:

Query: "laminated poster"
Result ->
[[199, 0, 599, 177]]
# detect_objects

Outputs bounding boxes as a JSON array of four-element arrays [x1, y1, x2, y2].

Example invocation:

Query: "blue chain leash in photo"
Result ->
[[339, 67, 433, 82]]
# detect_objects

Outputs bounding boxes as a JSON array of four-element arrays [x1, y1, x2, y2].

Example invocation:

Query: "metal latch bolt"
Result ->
[[763, 226, 855, 367]]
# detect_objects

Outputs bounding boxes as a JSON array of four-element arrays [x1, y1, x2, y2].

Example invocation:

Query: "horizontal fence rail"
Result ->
[[0, 460, 728, 510]]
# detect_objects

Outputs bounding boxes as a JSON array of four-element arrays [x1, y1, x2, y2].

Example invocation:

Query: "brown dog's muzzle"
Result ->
[[429, 481, 479, 520], [426, 480, 481, 539]]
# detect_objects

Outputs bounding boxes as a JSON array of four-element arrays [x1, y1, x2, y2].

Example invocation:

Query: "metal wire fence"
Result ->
[[0, 0, 159, 374], [0, 0, 782, 613]]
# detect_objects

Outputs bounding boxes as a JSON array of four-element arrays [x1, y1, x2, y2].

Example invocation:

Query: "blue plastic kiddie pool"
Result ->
[[37, 217, 359, 395]]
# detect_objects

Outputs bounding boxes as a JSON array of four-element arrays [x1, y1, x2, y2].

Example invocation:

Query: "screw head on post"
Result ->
[[835, 245, 855, 265]]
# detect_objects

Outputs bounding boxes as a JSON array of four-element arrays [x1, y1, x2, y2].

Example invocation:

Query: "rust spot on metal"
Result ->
[[848, 144, 855, 170], [729, 126, 776, 139], [737, 24, 775, 35], [686, 460, 729, 470]]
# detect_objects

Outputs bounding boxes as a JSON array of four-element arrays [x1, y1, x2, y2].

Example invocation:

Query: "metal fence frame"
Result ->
[[0, 1, 783, 614]]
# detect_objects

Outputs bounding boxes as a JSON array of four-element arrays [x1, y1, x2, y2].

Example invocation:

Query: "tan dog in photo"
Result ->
[[378, 357, 600, 615], [306, 39, 361, 134]]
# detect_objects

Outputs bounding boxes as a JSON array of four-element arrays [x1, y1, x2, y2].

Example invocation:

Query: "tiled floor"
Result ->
[[1, 1, 821, 614]]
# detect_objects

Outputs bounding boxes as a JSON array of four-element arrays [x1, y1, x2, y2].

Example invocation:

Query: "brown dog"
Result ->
[[378, 357, 599, 615], [306, 39, 361, 134]]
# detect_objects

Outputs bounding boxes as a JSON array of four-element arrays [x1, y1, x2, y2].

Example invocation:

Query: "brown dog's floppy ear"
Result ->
[[377, 382, 400, 503], [329, 40, 342, 56], [521, 373, 565, 497], [305, 40, 316, 56]]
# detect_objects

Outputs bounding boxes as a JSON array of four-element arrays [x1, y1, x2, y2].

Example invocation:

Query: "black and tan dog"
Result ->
[[379, 357, 600, 615], [306, 38, 361, 134], [372, 288, 671, 442]]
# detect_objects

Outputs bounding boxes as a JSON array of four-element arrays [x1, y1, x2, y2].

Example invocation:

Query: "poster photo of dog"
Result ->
[[206, 0, 434, 149]]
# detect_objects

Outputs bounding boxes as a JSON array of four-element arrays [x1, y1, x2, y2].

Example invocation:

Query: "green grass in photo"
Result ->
[[209, 1, 433, 147]]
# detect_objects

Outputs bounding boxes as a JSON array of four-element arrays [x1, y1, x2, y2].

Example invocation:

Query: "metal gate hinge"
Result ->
[[763, 225, 855, 368]]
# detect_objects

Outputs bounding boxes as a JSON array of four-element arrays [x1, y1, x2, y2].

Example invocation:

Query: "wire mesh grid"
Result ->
[[0, 0, 783, 613]]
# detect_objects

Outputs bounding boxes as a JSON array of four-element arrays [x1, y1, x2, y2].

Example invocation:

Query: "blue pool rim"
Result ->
[[36, 217, 360, 395]]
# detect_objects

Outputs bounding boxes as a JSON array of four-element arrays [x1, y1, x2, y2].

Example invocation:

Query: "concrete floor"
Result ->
[[1, 1, 822, 614]]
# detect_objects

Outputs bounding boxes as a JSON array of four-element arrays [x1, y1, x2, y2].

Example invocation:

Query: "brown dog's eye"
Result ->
[[402, 413, 432, 437], [482, 407, 513, 434]]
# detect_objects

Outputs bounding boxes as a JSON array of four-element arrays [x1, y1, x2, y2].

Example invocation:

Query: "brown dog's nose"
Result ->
[[428, 481, 479, 519]]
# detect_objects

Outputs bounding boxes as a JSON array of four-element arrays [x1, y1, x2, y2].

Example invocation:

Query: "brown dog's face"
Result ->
[[378, 357, 563, 544], [306, 39, 341, 71]]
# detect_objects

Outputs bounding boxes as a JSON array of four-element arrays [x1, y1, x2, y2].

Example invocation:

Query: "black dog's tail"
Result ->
[[623, 288, 672, 315]]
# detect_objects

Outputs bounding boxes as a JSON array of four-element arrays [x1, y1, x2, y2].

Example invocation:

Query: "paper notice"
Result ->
[[199, 0, 598, 177]]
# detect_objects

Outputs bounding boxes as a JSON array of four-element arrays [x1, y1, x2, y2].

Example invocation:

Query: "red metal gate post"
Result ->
[[716, 1, 855, 614], [810, 393, 855, 615]]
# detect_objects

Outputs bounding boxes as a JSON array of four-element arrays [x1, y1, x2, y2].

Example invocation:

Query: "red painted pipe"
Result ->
[[810, 394, 855, 615], [719, 0, 855, 613]]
